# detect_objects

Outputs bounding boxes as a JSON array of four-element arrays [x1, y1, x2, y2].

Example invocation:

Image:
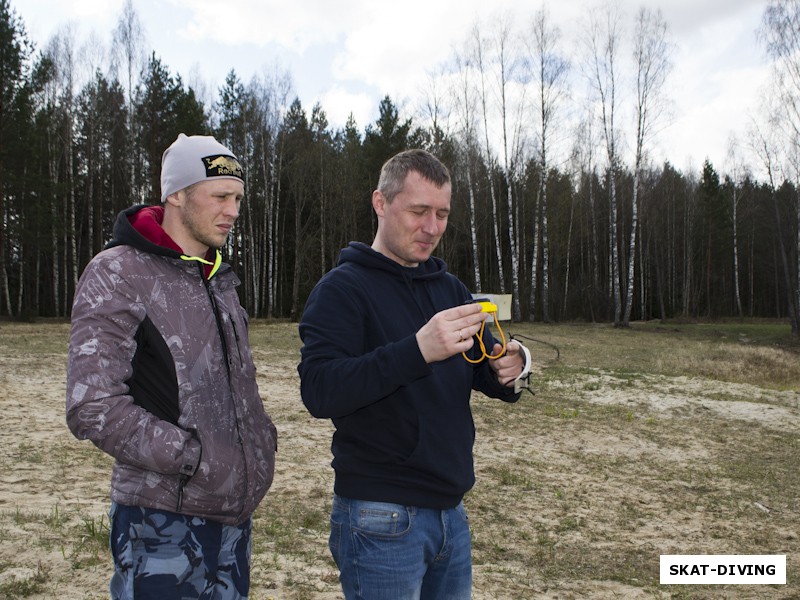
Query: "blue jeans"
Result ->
[[109, 503, 251, 600], [329, 495, 472, 600]]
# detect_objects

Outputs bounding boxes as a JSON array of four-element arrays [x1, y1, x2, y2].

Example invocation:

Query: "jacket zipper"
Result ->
[[199, 266, 249, 520], [230, 318, 244, 367], [204, 276, 232, 376]]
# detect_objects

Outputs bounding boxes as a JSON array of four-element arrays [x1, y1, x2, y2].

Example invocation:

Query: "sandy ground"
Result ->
[[0, 322, 798, 599]]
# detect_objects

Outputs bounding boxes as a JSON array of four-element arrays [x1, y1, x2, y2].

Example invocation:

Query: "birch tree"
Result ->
[[493, 15, 526, 320], [470, 23, 506, 295], [622, 7, 671, 326], [452, 50, 483, 291], [585, 5, 623, 324], [526, 6, 569, 322], [725, 135, 748, 317], [250, 67, 291, 317]]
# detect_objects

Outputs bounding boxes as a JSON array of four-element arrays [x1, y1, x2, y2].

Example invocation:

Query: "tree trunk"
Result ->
[[622, 169, 640, 325], [504, 173, 521, 320], [540, 172, 551, 322], [610, 172, 622, 325], [732, 184, 744, 317], [466, 164, 481, 292], [562, 190, 575, 318], [529, 180, 541, 321], [0, 187, 9, 317]]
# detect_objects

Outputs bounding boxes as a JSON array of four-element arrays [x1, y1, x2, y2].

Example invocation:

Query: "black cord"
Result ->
[[509, 333, 561, 361], [506, 333, 559, 397]]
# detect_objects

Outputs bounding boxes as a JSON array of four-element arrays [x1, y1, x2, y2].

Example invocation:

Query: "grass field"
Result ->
[[0, 318, 798, 599]]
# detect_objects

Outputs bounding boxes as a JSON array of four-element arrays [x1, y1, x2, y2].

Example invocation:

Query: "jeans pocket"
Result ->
[[353, 500, 411, 538]]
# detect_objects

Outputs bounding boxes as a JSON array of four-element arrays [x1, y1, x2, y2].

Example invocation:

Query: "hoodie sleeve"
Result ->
[[65, 251, 201, 478], [298, 277, 433, 419], [471, 349, 522, 403]]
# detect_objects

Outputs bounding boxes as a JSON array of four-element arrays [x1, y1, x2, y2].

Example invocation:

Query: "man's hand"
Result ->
[[489, 340, 526, 386], [416, 303, 488, 364]]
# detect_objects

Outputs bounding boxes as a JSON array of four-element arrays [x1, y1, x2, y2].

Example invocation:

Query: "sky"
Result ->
[[14, 0, 771, 176]]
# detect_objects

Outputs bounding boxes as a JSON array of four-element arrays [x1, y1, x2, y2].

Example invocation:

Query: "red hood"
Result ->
[[128, 206, 183, 253], [128, 206, 217, 278]]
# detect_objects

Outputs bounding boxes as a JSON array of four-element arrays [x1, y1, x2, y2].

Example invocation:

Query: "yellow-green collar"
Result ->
[[180, 249, 222, 279]]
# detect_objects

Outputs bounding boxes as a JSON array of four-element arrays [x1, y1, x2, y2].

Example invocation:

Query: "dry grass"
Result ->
[[0, 318, 798, 599]]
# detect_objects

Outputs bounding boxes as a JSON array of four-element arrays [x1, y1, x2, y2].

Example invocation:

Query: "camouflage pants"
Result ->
[[109, 503, 251, 600]]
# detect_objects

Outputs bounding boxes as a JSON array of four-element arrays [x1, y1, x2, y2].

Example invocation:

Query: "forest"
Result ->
[[1, 0, 799, 333]]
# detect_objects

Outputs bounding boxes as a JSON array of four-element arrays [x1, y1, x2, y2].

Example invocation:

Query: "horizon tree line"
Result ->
[[1, 0, 798, 335]]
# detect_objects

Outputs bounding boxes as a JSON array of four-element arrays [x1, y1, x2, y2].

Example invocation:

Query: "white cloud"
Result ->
[[15, 0, 122, 43], [173, 0, 361, 52], [657, 1, 768, 168], [318, 86, 374, 130]]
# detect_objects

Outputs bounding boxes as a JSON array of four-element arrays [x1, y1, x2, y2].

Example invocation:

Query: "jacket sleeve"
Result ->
[[65, 255, 201, 478], [298, 278, 432, 419]]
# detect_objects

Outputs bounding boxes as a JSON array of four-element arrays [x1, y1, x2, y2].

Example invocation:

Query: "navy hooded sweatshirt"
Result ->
[[298, 242, 520, 509]]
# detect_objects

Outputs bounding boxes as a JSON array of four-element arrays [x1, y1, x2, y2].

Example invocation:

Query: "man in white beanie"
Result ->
[[66, 134, 277, 600]]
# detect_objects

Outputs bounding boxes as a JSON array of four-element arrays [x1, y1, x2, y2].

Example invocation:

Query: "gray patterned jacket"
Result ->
[[66, 205, 277, 526]]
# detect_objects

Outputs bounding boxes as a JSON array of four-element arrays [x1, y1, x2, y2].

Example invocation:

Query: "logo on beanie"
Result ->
[[202, 155, 244, 180]]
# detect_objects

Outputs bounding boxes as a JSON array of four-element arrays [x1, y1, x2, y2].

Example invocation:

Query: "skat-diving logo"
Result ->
[[202, 154, 244, 180]]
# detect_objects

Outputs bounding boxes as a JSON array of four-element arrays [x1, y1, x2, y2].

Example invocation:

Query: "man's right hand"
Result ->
[[416, 303, 489, 363]]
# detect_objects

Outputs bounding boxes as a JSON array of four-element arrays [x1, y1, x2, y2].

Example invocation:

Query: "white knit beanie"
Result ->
[[160, 133, 244, 202]]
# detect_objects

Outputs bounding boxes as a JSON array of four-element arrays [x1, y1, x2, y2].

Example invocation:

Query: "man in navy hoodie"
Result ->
[[298, 149, 530, 600]]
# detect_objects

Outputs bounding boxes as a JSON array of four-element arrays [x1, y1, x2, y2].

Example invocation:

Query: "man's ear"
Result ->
[[165, 190, 184, 208], [372, 190, 386, 218]]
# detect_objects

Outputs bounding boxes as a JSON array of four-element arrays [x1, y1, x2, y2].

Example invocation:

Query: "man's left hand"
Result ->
[[488, 340, 526, 387]]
